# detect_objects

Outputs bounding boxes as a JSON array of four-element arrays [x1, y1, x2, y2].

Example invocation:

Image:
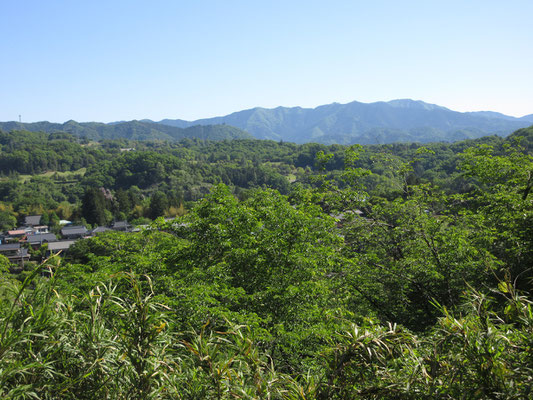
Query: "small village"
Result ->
[[0, 215, 135, 270]]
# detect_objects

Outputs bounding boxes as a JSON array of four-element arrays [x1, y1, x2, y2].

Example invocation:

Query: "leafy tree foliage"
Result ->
[[81, 187, 110, 226], [0, 125, 532, 397]]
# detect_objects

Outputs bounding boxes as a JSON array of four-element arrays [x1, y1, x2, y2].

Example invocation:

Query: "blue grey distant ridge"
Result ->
[[158, 99, 532, 144], [1, 99, 531, 145]]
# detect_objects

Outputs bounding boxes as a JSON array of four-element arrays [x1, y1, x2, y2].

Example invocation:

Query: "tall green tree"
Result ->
[[0, 210, 16, 231], [149, 191, 168, 219], [163, 184, 345, 369], [82, 187, 109, 226], [459, 141, 533, 290]]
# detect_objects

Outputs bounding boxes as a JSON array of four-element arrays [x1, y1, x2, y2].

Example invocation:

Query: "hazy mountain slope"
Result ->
[[158, 99, 531, 144], [0, 120, 252, 141], [2, 99, 530, 145]]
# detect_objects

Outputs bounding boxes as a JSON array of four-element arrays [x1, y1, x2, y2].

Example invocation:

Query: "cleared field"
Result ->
[[17, 168, 87, 183]]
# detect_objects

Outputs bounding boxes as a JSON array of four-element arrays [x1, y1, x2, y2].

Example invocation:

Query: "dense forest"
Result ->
[[0, 121, 253, 142], [156, 99, 533, 143], [0, 125, 532, 398]]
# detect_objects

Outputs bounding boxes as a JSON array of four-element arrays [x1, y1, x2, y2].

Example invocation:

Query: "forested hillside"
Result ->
[[158, 99, 532, 144], [1, 127, 525, 222], [3, 99, 531, 146], [0, 121, 252, 142], [0, 125, 532, 398]]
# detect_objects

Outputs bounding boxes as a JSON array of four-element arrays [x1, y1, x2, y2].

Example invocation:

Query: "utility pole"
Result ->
[[19, 115, 21, 123]]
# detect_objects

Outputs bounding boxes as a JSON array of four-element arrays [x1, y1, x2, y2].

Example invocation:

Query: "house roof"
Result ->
[[47, 240, 77, 251], [112, 221, 131, 229], [7, 229, 26, 236], [0, 243, 21, 251], [24, 215, 42, 226], [27, 233, 57, 244], [92, 226, 110, 233], [61, 225, 86, 231], [61, 226, 88, 236]]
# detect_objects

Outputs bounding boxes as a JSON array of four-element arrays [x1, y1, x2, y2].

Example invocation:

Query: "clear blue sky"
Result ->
[[1, 0, 532, 122]]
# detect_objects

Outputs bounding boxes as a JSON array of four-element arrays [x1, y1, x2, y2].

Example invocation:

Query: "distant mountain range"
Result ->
[[0, 120, 252, 142], [156, 99, 533, 144], [1, 99, 531, 144]]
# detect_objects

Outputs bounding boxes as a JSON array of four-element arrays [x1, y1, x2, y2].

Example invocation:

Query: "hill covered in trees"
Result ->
[[4, 99, 531, 146], [158, 99, 532, 144], [0, 125, 532, 398], [0, 120, 252, 141], [0, 126, 532, 226]]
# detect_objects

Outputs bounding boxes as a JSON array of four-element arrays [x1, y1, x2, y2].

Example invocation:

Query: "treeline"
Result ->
[[0, 126, 530, 228], [0, 120, 253, 142]]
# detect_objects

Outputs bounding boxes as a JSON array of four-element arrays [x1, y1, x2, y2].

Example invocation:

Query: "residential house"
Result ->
[[4, 229, 31, 243], [92, 226, 110, 235], [47, 240, 77, 255], [26, 233, 57, 249], [111, 221, 132, 232], [61, 225, 89, 239], [0, 243, 30, 266], [32, 225, 50, 234], [24, 215, 42, 226]]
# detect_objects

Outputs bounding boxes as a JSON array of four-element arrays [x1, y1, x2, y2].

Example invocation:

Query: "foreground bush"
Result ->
[[1, 258, 531, 399]]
